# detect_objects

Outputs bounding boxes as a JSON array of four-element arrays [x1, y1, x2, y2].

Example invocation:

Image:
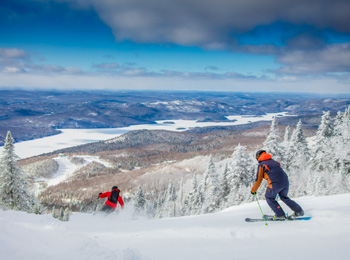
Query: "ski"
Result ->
[[245, 216, 312, 222], [286, 216, 312, 221]]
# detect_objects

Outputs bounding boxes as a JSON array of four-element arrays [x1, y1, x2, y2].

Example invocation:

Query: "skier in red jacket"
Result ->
[[99, 186, 124, 213]]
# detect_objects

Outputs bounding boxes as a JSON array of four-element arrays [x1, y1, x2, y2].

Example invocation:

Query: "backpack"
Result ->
[[109, 189, 120, 204]]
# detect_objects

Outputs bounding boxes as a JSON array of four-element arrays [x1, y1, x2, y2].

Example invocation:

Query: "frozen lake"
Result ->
[[1, 112, 290, 159]]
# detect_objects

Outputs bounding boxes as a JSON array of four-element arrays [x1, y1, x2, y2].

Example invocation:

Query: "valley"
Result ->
[[1, 90, 349, 145], [1, 90, 349, 214]]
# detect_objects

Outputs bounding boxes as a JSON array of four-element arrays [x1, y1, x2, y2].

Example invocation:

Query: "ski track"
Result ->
[[1, 194, 349, 260], [47, 155, 112, 187]]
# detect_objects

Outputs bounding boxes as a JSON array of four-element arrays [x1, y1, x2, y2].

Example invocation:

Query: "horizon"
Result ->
[[0, 1, 349, 93], [1, 88, 350, 98]]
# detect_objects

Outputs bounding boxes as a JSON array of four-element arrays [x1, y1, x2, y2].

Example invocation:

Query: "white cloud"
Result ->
[[276, 43, 350, 75], [0, 45, 348, 93], [2, 67, 22, 73], [92, 62, 120, 70], [277, 76, 297, 82], [0, 48, 29, 72], [0, 48, 83, 75], [1, 69, 349, 94], [0, 48, 28, 59]]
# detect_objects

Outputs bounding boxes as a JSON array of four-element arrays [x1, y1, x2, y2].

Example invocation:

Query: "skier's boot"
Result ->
[[288, 209, 304, 219], [273, 215, 286, 221]]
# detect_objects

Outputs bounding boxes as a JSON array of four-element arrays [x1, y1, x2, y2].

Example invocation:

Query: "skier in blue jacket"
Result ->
[[251, 150, 304, 219]]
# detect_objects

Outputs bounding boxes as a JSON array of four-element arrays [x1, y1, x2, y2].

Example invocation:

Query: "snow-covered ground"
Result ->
[[0, 112, 292, 159], [1, 193, 349, 260], [46, 155, 113, 187]]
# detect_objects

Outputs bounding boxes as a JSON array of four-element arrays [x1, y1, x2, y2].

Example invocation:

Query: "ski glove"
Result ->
[[251, 191, 256, 195]]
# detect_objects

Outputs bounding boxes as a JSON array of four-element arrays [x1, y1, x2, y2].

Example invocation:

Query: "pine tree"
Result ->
[[59, 207, 64, 220], [155, 192, 165, 217], [340, 106, 350, 145], [183, 174, 203, 215], [202, 155, 216, 190], [226, 144, 255, 205], [0, 131, 36, 212], [220, 163, 230, 207], [63, 208, 70, 221], [263, 117, 284, 164], [333, 111, 344, 137], [309, 111, 334, 172], [333, 106, 350, 181], [283, 125, 291, 147], [286, 120, 310, 172], [329, 160, 350, 194], [307, 112, 335, 196], [133, 185, 146, 212], [161, 180, 177, 217], [202, 156, 221, 214], [176, 178, 185, 216], [285, 120, 310, 196], [52, 206, 56, 218]]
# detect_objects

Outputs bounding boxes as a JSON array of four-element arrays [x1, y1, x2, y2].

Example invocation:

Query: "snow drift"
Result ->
[[1, 194, 349, 260]]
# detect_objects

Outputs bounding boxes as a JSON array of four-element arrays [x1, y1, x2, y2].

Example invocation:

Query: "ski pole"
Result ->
[[81, 200, 94, 212], [254, 193, 268, 226], [82, 194, 101, 212]]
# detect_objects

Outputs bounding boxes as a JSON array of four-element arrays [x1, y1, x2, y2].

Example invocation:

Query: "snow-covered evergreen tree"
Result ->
[[155, 192, 165, 217], [283, 125, 291, 148], [306, 112, 335, 195], [52, 206, 56, 218], [263, 117, 284, 164], [309, 111, 334, 172], [307, 107, 350, 196], [0, 131, 36, 212], [133, 185, 146, 213], [226, 144, 255, 205], [160, 180, 177, 217], [332, 106, 350, 183], [333, 111, 344, 137], [202, 155, 216, 191], [327, 160, 350, 194], [286, 120, 310, 171], [202, 156, 221, 214], [176, 178, 185, 216], [340, 106, 350, 146], [285, 120, 310, 196], [220, 163, 230, 207], [63, 208, 70, 221], [59, 207, 64, 220], [183, 174, 203, 215]]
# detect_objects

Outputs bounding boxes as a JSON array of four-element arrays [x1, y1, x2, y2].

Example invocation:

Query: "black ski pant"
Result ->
[[265, 185, 303, 217], [100, 204, 115, 214]]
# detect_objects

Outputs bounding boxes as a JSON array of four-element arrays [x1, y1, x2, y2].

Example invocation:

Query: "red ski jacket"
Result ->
[[99, 189, 124, 209]]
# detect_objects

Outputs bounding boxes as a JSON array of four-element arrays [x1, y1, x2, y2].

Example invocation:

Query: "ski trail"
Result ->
[[75, 155, 112, 168], [47, 155, 112, 187], [47, 157, 80, 186]]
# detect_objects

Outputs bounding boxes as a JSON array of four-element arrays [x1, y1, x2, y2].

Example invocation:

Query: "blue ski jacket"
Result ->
[[251, 152, 289, 193]]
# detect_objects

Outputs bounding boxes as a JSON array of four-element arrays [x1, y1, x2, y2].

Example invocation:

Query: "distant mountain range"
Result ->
[[1, 90, 349, 145]]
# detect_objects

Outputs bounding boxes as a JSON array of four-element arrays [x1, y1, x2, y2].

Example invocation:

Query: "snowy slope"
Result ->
[[1, 194, 349, 260], [46, 155, 113, 187]]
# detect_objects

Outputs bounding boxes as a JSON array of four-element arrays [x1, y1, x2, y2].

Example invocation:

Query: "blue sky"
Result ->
[[0, 0, 349, 93]]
